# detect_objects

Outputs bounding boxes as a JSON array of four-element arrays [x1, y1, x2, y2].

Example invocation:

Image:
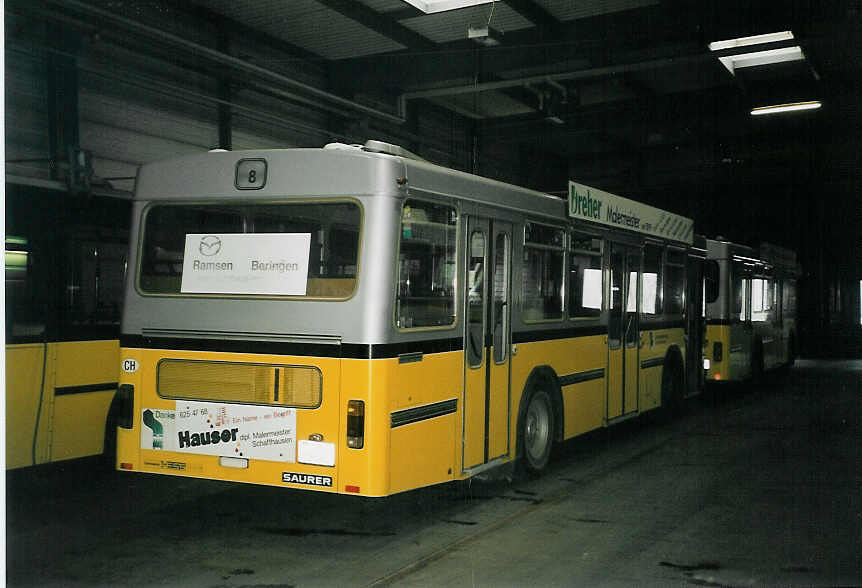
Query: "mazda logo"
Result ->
[[199, 235, 222, 256]]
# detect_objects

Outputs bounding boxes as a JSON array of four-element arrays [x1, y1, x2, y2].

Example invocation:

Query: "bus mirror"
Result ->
[[704, 260, 720, 304]]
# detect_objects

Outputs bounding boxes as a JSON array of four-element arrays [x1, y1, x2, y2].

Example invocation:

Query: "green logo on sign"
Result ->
[[571, 185, 602, 220]]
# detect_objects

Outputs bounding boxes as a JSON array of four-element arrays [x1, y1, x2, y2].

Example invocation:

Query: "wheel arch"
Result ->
[[516, 365, 564, 457]]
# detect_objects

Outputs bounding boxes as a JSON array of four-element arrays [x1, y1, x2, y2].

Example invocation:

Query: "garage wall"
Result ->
[[5, 5, 359, 195], [6, 14, 51, 181], [5, 3, 505, 198]]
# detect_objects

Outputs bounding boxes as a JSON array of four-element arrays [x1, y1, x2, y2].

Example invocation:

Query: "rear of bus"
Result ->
[[703, 240, 755, 382], [114, 148, 402, 496]]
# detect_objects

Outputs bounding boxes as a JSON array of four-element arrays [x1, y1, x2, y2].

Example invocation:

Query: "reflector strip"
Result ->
[[345, 485, 360, 493], [390, 398, 457, 428]]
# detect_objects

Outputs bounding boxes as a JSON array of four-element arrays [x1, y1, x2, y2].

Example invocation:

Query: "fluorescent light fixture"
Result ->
[[717, 46, 805, 75], [750, 101, 822, 116], [402, 0, 495, 14], [709, 31, 794, 52]]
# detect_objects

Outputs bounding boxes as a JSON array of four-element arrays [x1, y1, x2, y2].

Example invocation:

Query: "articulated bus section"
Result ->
[[114, 142, 703, 496]]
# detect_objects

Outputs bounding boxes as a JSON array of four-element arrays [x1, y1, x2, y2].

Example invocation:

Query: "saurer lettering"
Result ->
[[282, 472, 333, 487]]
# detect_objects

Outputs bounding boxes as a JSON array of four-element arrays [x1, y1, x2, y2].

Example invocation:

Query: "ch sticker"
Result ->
[[122, 359, 139, 373]]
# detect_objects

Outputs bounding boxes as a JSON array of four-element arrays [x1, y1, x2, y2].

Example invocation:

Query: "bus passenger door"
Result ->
[[607, 243, 640, 421], [487, 222, 512, 461], [463, 217, 512, 471]]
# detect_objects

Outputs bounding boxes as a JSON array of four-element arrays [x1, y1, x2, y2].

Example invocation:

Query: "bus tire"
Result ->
[[660, 349, 684, 415], [102, 391, 122, 472], [518, 386, 555, 475]]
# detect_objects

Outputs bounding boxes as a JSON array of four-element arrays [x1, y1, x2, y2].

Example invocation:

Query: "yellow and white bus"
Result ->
[[702, 239, 799, 382], [115, 140, 702, 496]]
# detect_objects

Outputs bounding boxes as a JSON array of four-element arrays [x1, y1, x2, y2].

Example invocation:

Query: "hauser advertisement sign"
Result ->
[[180, 233, 311, 295], [141, 402, 297, 462], [568, 181, 694, 245]]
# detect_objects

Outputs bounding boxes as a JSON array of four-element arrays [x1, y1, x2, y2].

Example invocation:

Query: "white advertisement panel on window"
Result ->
[[180, 233, 311, 295]]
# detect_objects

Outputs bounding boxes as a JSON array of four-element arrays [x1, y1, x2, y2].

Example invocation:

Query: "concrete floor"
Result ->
[[6, 359, 861, 587]]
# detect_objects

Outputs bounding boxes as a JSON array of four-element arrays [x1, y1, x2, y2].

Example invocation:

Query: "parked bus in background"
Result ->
[[114, 140, 704, 496], [5, 184, 129, 469], [702, 239, 799, 383]]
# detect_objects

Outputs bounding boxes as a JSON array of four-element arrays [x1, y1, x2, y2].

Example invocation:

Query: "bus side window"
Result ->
[[521, 222, 564, 322], [641, 243, 662, 316], [664, 248, 686, 315], [5, 236, 45, 339], [751, 278, 773, 322], [64, 240, 127, 333], [731, 261, 747, 322], [466, 231, 485, 367], [569, 233, 603, 318], [396, 200, 457, 329]]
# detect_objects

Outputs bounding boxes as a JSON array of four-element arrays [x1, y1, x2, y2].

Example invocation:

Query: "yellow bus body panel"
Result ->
[[119, 347, 343, 492], [510, 334, 607, 442], [116, 328, 688, 494], [5, 344, 48, 469], [378, 351, 461, 494], [639, 327, 686, 410], [704, 324, 734, 381], [6, 340, 119, 469], [50, 340, 119, 462], [117, 347, 467, 496]]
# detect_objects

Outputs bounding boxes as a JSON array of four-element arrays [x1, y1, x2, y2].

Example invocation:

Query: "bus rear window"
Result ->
[[139, 202, 360, 298]]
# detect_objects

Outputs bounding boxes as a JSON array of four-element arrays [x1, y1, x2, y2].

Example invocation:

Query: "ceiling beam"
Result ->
[[479, 84, 746, 145], [330, 5, 695, 95], [398, 50, 712, 105], [502, 0, 565, 37], [177, 2, 323, 65], [314, 0, 437, 52]]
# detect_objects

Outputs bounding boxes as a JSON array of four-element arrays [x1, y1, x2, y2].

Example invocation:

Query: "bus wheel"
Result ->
[[520, 387, 555, 474]]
